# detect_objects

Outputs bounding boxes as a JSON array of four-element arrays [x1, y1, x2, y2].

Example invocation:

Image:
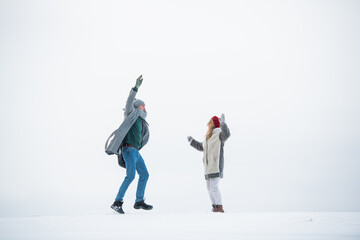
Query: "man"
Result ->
[[105, 75, 153, 214]]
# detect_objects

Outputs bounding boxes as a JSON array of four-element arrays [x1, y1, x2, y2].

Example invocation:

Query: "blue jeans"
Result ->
[[115, 147, 149, 202]]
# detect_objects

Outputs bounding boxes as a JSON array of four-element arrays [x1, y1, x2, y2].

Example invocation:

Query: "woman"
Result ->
[[187, 113, 231, 213]]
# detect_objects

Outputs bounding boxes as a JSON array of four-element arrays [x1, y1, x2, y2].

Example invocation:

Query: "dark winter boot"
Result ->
[[212, 204, 216, 212], [214, 205, 225, 213], [111, 200, 125, 214], [134, 200, 153, 210]]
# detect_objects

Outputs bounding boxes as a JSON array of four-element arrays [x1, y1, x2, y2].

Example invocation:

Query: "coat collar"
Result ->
[[212, 128, 221, 134]]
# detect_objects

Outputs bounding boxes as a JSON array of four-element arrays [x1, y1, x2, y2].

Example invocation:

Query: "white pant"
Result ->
[[206, 177, 222, 205]]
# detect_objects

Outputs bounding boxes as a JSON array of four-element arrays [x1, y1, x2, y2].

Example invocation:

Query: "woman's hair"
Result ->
[[206, 119, 215, 140]]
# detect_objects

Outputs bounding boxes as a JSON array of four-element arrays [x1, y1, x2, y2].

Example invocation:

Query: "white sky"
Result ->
[[0, 0, 359, 217]]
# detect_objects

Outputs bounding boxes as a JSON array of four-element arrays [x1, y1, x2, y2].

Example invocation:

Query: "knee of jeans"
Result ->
[[126, 172, 136, 182], [142, 171, 149, 180]]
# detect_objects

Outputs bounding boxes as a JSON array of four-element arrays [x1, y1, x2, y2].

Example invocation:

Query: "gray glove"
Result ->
[[187, 136, 194, 143], [220, 113, 225, 125], [135, 75, 143, 89]]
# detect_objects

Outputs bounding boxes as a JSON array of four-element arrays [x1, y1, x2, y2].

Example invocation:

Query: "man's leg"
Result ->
[[135, 152, 149, 202], [115, 147, 137, 201], [133, 152, 153, 210]]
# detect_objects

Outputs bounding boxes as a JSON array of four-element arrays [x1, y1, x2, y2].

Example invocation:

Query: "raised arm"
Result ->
[[219, 113, 231, 142], [125, 75, 143, 115]]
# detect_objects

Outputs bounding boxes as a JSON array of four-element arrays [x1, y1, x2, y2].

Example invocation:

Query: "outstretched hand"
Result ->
[[135, 75, 143, 89], [220, 113, 225, 124]]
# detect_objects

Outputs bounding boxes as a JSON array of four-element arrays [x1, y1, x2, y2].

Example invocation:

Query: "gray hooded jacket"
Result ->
[[105, 88, 149, 168]]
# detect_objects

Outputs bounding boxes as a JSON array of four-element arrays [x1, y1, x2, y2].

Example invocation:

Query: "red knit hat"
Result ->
[[211, 116, 220, 128]]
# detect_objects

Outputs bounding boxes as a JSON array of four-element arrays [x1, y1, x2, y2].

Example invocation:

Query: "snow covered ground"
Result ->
[[1, 211, 359, 240]]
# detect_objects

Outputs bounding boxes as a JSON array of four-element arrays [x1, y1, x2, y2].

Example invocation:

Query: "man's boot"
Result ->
[[111, 200, 125, 214], [134, 200, 153, 210]]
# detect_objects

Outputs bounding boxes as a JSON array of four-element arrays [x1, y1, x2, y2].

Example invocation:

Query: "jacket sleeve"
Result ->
[[124, 87, 138, 116], [219, 122, 231, 142], [190, 139, 204, 152]]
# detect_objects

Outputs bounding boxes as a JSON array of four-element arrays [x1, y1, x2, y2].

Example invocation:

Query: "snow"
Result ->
[[1, 212, 359, 240], [1, 2, 360, 240]]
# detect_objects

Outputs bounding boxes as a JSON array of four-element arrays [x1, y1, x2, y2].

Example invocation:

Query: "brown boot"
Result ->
[[214, 205, 225, 213]]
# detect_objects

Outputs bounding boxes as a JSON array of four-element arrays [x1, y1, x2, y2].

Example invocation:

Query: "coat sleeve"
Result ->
[[219, 122, 231, 142], [124, 88, 138, 116], [190, 139, 204, 152]]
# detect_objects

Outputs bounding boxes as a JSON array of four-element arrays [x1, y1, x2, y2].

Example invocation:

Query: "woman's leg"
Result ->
[[208, 177, 222, 205], [207, 179, 216, 205]]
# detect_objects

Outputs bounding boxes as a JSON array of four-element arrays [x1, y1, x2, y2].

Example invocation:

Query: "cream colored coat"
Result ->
[[190, 123, 230, 179], [202, 128, 222, 175]]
